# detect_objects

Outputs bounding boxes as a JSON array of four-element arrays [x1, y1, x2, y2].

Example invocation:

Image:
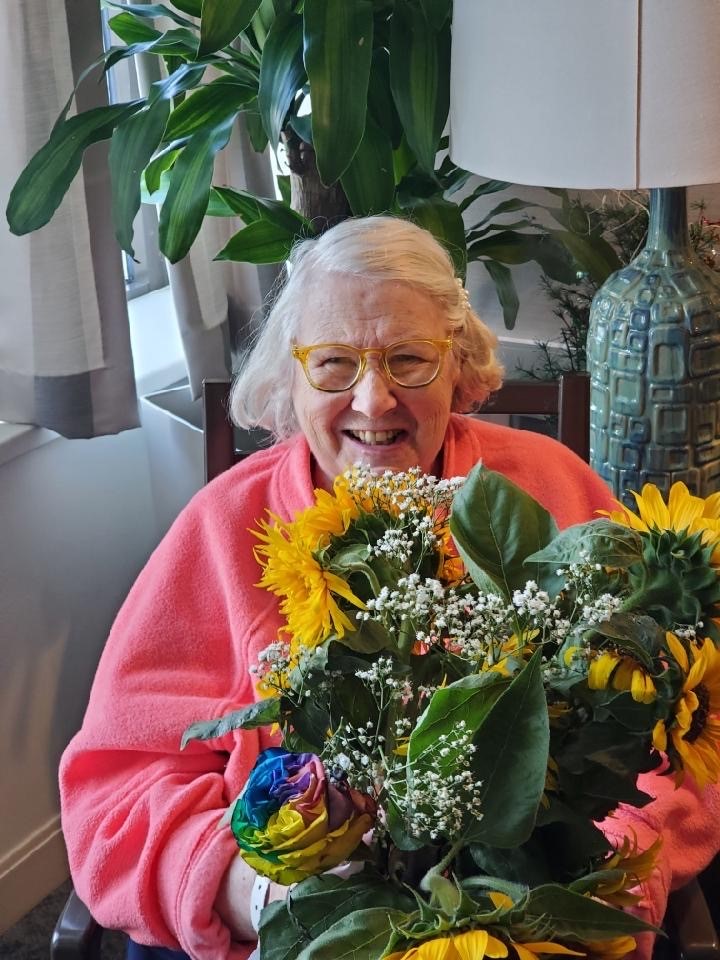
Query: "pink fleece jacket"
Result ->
[[60, 416, 720, 959]]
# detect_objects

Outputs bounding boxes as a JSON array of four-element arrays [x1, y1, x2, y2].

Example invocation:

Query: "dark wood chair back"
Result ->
[[202, 373, 591, 483]]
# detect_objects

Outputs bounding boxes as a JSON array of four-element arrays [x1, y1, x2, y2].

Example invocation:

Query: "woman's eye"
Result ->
[[320, 355, 356, 368]]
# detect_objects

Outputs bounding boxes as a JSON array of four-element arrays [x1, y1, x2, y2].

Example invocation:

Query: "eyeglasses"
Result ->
[[291, 338, 454, 392]]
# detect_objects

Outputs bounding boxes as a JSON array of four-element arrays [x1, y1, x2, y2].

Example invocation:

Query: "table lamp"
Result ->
[[449, 0, 720, 502]]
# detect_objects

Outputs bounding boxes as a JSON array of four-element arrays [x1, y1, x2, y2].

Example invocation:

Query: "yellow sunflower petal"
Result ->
[[632, 484, 670, 530]]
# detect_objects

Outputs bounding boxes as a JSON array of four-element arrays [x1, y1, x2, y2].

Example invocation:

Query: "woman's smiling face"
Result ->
[[291, 273, 459, 491]]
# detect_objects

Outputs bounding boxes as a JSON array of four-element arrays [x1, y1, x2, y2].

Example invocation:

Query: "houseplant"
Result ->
[[5, 0, 611, 329]]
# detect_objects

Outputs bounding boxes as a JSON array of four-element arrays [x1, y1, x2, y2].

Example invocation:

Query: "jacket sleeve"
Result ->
[[600, 772, 720, 960], [59, 482, 279, 959]]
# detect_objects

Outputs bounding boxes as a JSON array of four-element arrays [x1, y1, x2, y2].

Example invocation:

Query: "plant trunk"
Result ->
[[283, 129, 351, 232]]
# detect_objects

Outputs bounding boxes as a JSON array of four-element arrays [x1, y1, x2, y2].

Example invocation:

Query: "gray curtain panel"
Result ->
[[0, 0, 139, 439]]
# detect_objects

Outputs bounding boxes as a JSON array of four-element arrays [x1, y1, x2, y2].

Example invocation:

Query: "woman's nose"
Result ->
[[350, 363, 398, 418]]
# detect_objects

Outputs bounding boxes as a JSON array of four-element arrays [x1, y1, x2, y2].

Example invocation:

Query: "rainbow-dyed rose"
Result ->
[[230, 748, 376, 884]]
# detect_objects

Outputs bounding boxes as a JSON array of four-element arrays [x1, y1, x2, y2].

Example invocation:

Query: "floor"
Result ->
[[0, 879, 126, 959]]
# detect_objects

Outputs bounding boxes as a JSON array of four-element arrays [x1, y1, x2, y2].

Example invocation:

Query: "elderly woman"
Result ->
[[60, 216, 719, 960]]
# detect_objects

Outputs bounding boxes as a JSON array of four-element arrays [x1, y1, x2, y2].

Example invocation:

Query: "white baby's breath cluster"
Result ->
[[398, 720, 484, 840], [345, 464, 465, 516]]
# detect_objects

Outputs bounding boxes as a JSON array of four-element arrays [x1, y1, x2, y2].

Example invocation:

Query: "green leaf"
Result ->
[[164, 76, 257, 140], [449, 464, 559, 598], [526, 884, 658, 938], [102, 1, 195, 27], [209, 186, 309, 234], [258, 13, 304, 148], [159, 116, 235, 261], [260, 874, 413, 960], [108, 11, 162, 43], [466, 651, 549, 847], [481, 259, 520, 330], [419, 0, 451, 30], [304, 0, 374, 185], [295, 907, 406, 960], [398, 195, 467, 278], [215, 218, 301, 263], [7, 101, 143, 235], [340, 115, 394, 215], [546, 227, 623, 285], [198, 0, 263, 56], [109, 98, 171, 255], [527, 520, 643, 572], [144, 142, 184, 195], [180, 697, 280, 748], [459, 179, 510, 214], [171, 0, 202, 14], [390, 1, 449, 175], [367, 48, 403, 149]]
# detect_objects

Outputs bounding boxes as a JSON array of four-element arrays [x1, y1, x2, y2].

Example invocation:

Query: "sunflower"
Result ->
[[593, 832, 661, 907], [292, 481, 360, 546], [652, 633, 720, 788], [583, 936, 636, 960], [253, 515, 365, 647], [601, 481, 720, 564], [588, 650, 657, 704], [384, 929, 509, 960]]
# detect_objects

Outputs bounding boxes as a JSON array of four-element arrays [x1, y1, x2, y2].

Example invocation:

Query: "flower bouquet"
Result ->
[[183, 464, 720, 960]]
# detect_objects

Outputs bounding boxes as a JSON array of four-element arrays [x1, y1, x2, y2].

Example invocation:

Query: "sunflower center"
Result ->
[[687, 684, 711, 743]]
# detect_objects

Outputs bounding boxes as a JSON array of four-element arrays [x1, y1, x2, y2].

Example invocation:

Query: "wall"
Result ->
[[0, 426, 159, 930]]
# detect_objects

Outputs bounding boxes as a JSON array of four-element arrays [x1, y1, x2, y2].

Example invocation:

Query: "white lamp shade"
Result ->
[[449, 0, 720, 189]]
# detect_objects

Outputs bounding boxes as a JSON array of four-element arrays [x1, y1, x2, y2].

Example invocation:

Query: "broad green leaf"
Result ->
[[465, 651, 549, 847], [469, 231, 576, 283], [159, 116, 234, 261], [458, 178, 511, 213], [104, 30, 199, 71], [258, 13, 304, 148], [305, 0, 374, 185], [102, 1, 195, 27], [399, 195, 467, 278], [180, 697, 280, 748], [546, 227, 623, 285], [208, 186, 309, 235], [449, 464, 559, 597], [108, 11, 162, 43], [481, 259, 520, 330], [390, 2, 449, 174], [164, 76, 257, 140], [260, 875, 413, 960], [198, 0, 263, 55], [252, 0, 279, 48], [526, 885, 658, 938], [340, 115, 394, 215], [109, 97, 171, 255], [527, 520, 643, 572], [171, 0, 202, 14], [144, 142, 184, 194], [7, 101, 143, 235], [419, 0, 452, 29], [367, 48, 403, 149], [473, 197, 540, 230], [215, 218, 300, 263], [295, 907, 406, 960]]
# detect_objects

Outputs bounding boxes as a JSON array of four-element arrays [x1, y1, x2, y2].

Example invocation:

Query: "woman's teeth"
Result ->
[[347, 429, 401, 445]]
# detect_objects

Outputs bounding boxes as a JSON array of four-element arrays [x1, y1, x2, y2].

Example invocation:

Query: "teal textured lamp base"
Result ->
[[587, 187, 720, 504]]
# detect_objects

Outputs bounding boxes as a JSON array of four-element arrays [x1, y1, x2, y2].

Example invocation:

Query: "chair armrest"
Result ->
[[663, 877, 720, 960], [50, 888, 103, 960]]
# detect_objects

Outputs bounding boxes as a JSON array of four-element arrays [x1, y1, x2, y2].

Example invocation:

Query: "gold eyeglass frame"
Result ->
[[291, 338, 454, 392]]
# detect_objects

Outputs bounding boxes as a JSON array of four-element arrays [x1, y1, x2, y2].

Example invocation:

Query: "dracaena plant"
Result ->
[[7, 0, 609, 329]]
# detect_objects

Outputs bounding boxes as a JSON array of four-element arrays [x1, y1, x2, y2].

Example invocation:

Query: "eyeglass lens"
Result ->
[[305, 341, 443, 390]]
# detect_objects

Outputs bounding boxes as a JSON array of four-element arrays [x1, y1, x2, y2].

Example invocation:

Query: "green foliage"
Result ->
[[7, 0, 584, 328]]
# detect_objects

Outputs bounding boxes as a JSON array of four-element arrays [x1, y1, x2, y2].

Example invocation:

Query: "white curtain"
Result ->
[[0, 0, 138, 438]]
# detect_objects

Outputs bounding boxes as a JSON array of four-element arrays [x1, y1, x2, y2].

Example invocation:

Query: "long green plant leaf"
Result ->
[[545, 227, 623, 285], [7, 101, 144, 235], [304, 0, 374, 185], [164, 76, 257, 140], [159, 116, 235, 261], [340, 116, 394, 216], [367, 48, 403, 149], [459, 179, 511, 214], [294, 907, 406, 960], [102, 1, 195, 27], [419, 0, 452, 29], [209, 186, 310, 233], [215, 218, 302, 263], [181, 698, 281, 748], [465, 651, 549, 847], [108, 11, 163, 44], [390, 0, 449, 175], [198, 0, 264, 56], [398, 194, 467, 279], [525, 885, 658, 938], [171, 0, 202, 14], [257, 13, 304, 149], [481, 259, 520, 330], [449, 464, 559, 597]]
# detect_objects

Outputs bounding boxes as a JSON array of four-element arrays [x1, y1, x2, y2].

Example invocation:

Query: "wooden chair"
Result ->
[[51, 373, 719, 960]]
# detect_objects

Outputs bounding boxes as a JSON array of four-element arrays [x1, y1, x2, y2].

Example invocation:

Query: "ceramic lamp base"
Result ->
[[587, 187, 720, 504]]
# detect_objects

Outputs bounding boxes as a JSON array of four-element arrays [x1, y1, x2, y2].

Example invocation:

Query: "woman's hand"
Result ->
[[215, 855, 287, 942]]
